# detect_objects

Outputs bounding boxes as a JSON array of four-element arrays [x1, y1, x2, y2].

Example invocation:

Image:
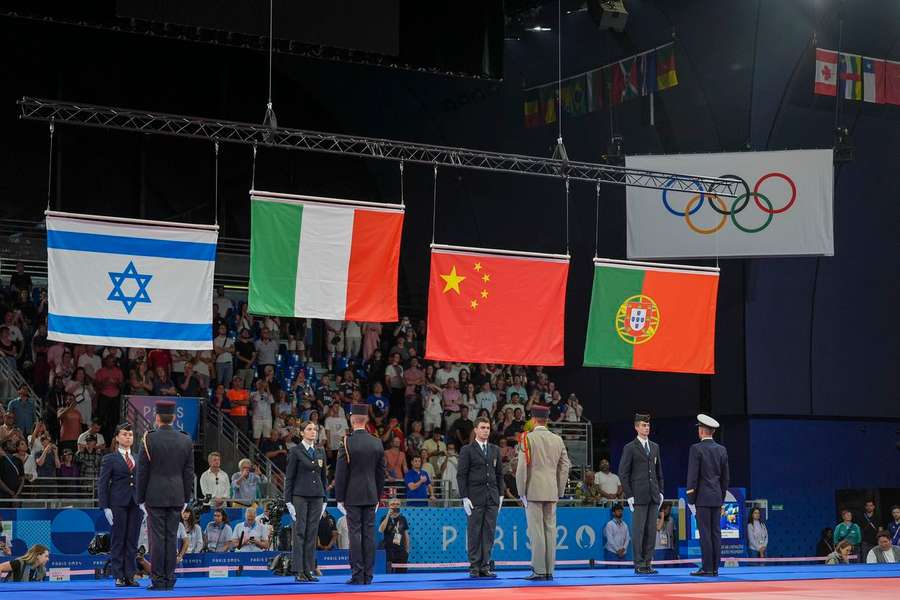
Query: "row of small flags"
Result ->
[[814, 48, 900, 105], [523, 43, 678, 128]]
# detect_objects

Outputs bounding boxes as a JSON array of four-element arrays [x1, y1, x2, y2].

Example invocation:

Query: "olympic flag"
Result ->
[[46, 212, 218, 349], [625, 149, 834, 259]]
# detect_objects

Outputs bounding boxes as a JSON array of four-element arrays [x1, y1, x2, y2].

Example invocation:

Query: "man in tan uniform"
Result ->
[[516, 405, 570, 581]]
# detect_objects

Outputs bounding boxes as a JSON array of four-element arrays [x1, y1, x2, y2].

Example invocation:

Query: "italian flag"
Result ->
[[249, 191, 404, 321], [583, 259, 719, 374]]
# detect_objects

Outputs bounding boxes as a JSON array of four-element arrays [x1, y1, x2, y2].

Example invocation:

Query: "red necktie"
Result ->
[[125, 451, 134, 471]]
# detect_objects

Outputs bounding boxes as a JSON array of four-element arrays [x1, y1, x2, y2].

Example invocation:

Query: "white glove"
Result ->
[[659, 493, 665, 506], [320, 504, 327, 519], [337, 502, 347, 515], [689, 503, 696, 516], [139, 503, 147, 517], [498, 496, 504, 511], [627, 497, 635, 512], [462, 497, 473, 516], [104, 508, 114, 525], [287, 503, 297, 521], [182, 502, 190, 513], [519, 496, 528, 508]]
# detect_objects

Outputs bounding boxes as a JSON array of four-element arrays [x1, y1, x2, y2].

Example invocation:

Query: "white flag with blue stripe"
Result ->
[[46, 212, 218, 349]]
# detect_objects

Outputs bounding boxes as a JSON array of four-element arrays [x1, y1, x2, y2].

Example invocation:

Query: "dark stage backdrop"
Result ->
[[1, 0, 898, 420]]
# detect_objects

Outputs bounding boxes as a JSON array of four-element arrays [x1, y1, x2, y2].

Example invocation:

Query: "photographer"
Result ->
[[0, 544, 49, 582], [204, 509, 233, 552], [231, 507, 269, 552], [176, 509, 203, 562], [231, 459, 268, 502], [379, 498, 410, 573]]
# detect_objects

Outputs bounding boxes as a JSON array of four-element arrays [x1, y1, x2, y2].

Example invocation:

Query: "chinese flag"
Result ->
[[425, 247, 569, 366], [886, 60, 900, 106]]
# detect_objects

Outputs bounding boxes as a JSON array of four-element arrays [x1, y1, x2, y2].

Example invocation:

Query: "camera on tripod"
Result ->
[[188, 495, 212, 520]]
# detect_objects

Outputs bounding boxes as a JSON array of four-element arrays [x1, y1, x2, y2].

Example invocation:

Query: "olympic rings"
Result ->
[[659, 171, 796, 234], [684, 194, 728, 235], [753, 172, 796, 214], [707, 174, 750, 216], [662, 177, 705, 217], [730, 192, 773, 233]]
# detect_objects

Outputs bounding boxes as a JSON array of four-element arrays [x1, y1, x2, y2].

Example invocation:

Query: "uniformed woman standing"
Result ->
[[284, 420, 328, 582]]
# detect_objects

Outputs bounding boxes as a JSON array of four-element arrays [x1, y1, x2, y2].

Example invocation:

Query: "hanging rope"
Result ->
[[431, 164, 438, 244], [399, 160, 405, 206], [250, 143, 258, 190], [46, 119, 55, 211], [593, 180, 601, 258], [564, 176, 570, 255], [557, 0, 563, 143], [213, 140, 220, 226], [263, 0, 277, 132]]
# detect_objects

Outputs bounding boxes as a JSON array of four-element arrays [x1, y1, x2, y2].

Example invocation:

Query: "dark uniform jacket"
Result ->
[[334, 429, 385, 506], [685, 438, 729, 507], [135, 425, 194, 507], [284, 443, 327, 499], [618, 438, 664, 505], [456, 441, 505, 506], [98, 450, 138, 508]]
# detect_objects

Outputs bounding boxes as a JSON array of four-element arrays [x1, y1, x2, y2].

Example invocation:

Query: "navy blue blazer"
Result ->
[[685, 438, 730, 507], [97, 450, 138, 509], [284, 444, 327, 499]]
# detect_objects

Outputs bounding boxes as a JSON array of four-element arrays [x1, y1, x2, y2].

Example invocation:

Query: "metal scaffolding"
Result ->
[[18, 97, 739, 195]]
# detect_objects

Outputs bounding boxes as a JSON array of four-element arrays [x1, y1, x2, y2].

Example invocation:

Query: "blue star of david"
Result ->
[[107, 261, 152, 314]]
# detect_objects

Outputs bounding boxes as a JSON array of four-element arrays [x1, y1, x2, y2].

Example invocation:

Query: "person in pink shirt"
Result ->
[[93, 354, 124, 443]]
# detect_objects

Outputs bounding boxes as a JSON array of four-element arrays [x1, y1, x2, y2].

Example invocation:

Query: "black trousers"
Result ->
[[631, 504, 657, 568], [291, 496, 323, 576], [109, 503, 142, 580], [467, 503, 498, 572], [696, 506, 722, 573], [147, 506, 180, 588], [346, 504, 376, 583]]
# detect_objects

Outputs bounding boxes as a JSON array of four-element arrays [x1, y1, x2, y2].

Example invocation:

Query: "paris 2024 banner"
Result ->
[[626, 149, 834, 259]]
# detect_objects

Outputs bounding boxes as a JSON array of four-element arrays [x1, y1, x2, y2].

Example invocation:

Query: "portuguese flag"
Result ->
[[426, 245, 569, 366], [249, 191, 403, 321], [583, 259, 718, 374]]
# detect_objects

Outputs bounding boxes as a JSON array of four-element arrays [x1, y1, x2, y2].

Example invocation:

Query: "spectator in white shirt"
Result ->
[[335, 514, 349, 549], [213, 323, 235, 386], [250, 379, 274, 442], [77, 345, 102, 379], [232, 508, 269, 552], [76, 419, 106, 452], [594, 458, 624, 500], [324, 403, 348, 453], [474, 382, 497, 415], [199, 452, 231, 507], [176, 510, 204, 562], [747, 507, 769, 558], [866, 531, 900, 563]]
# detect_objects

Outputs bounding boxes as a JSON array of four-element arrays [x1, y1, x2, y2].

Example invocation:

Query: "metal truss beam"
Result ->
[[18, 97, 739, 196]]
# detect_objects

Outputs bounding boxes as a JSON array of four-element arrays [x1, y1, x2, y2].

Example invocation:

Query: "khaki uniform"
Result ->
[[515, 426, 570, 576]]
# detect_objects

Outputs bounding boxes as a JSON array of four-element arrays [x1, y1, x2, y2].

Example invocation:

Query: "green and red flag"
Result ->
[[583, 259, 719, 374]]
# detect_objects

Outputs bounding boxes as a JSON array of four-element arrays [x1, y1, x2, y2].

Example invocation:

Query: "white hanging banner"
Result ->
[[626, 149, 834, 259]]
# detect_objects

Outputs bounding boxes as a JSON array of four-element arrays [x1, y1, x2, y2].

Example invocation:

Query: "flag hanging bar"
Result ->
[[250, 189, 404, 212], [45, 210, 220, 231], [19, 97, 739, 196], [594, 257, 719, 273], [431, 243, 570, 262]]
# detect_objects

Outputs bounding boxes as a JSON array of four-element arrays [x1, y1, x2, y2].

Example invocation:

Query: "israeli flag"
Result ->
[[46, 212, 218, 349]]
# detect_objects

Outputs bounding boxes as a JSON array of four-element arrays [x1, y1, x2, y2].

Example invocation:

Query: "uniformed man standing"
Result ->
[[334, 403, 385, 585], [284, 419, 328, 583], [686, 414, 729, 577], [97, 422, 141, 587], [457, 416, 505, 578], [516, 405, 570, 581], [135, 401, 194, 591], [618, 413, 664, 575]]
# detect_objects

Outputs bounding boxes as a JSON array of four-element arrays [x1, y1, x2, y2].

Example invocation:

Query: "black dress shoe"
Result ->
[[147, 583, 168, 591], [544, 574, 553, 581], [690, 570, 714, 576], [295, 573, 310, 582], [524, 572, 546, 581], [480, 570, 497, 578], [644, 567, 658, 574], [115, 578, 129, 587], [345, 578, 364, 585], [469, 570, 481, 578], [306, 573, 320, 582], [125, 578, 140, 587], [711, 571, 719, 576]]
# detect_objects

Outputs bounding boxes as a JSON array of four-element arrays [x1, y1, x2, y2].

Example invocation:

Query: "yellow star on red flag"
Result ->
[[440, 266, 466, 294]]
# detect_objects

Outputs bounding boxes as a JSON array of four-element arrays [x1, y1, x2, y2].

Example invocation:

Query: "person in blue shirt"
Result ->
[[7, 385, 35, 436], [404, 455, 433, 507], [366, 382, 390, 418]]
